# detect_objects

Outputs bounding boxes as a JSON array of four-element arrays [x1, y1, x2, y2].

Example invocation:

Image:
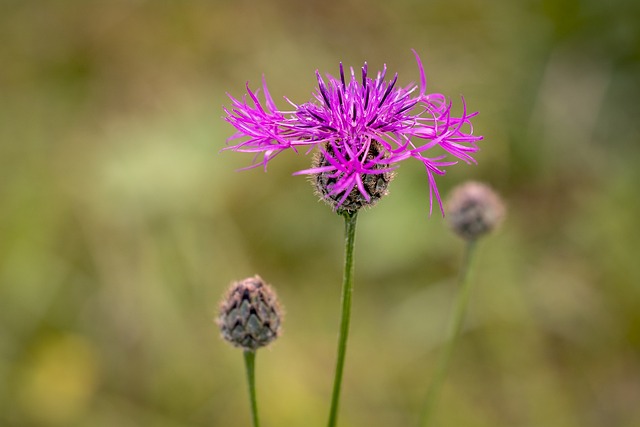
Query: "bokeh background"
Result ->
[[1, 0, 639, 426]]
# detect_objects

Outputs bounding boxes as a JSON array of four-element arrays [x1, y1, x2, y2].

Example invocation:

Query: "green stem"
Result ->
[[327, 211, 359, 427], [420, 240, 478, 427], [244, 350, 260, 427]]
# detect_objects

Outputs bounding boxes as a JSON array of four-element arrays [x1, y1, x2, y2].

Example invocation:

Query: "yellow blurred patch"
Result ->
[[18, 334, 99, 426]]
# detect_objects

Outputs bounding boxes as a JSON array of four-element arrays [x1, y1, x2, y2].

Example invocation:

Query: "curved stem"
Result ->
[[244, 350, 260, 427], [327, 211, 359, 427], [420, 239, 478, 427]]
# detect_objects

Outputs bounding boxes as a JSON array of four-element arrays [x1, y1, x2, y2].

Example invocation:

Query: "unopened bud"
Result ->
[[446, 181, 505, 241], [217, 276, 283, 351]]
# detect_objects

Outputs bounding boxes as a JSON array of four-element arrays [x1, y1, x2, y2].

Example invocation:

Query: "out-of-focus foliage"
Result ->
[[1, 0, 639, 426]]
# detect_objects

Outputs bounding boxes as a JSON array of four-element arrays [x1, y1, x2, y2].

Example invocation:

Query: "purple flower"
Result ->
[[223, 50, 482, 214]]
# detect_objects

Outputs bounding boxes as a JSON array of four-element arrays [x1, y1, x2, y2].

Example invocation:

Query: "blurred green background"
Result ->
[[1, 0, 639, 426]]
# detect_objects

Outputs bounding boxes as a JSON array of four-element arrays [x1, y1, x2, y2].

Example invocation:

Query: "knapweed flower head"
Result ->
[[311, 140, 394, 213], [223, 50, 482, 214], [217, 275, 283, 351], [445, 181, 505, 241]]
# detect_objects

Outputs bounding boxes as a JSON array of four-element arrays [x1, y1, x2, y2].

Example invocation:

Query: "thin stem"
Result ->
[[244, 350, 260, 427], [420, 239, 478, 427], [327, 211, 359, 427]]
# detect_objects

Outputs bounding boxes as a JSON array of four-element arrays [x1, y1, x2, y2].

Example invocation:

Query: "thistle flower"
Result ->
[[223, 50, 482, 214], [217, 276, 283, 351], [445, 181, 505, 241]]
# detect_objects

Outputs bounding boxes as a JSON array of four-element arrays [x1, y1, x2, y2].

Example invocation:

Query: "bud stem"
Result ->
[[420, 239, 478, 427], [327, 211, 359, 427], [243, 350, 260, 427]]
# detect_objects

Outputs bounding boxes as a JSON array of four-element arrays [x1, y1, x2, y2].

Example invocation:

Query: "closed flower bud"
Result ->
[[446, 181, 505, 241], [312, 141, 394, 214], [217, 276, 283, 351]]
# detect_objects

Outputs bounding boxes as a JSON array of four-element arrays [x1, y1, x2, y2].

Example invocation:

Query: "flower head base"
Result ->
[[313, 141, 394, 214], [217, 276, 283, 351], [445, 181, 505, 241], [224, 51, 482, 214]]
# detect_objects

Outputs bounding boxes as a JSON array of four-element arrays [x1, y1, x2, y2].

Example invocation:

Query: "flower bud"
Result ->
[[217, 276, 283, 351], [313, 141, 394, 214], [446, 181, 505, 241]]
